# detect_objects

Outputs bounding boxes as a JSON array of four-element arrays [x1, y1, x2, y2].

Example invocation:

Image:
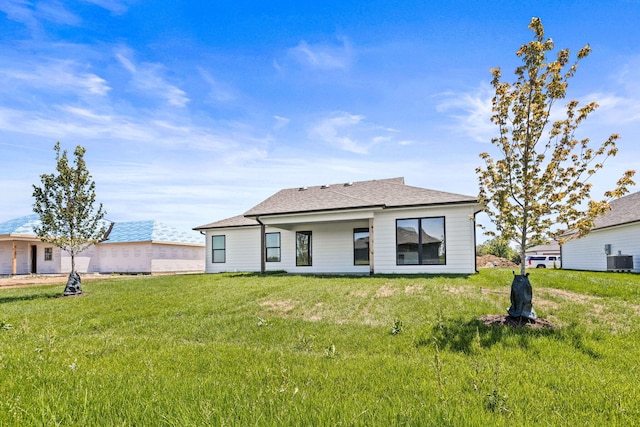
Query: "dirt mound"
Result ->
[[477, 254, 519, 269]]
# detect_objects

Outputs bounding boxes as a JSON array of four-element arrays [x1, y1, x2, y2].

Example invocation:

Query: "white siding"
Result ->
[[272, 221, 370, 274], [204, 226, 262, 273], [562, 223, 640, 272], [373, 205, 477, 274]]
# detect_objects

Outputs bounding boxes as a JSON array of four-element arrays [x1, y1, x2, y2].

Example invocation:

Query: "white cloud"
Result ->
[[0, 58, 110, 96], [283, 36, 353, 71], [273, 115, 290, 130], [309, 111, 407, 154], [435, 84, 494, 143], [197, 68, 239, 104], [115, 49, 189, 107], [82, 0, 129, 15]]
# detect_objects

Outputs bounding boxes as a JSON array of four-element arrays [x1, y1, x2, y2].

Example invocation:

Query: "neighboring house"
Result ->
[[194, 177, 481, 275], [562, 191, 640, 272], [525, 241, 561, 257], [0, 215, 205, 275]]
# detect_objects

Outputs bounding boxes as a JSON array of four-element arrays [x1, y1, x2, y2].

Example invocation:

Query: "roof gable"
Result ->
[[593, 191, 640, 230], [244, 177, 477, 217]]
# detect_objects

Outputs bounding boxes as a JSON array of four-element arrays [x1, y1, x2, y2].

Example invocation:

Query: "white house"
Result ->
[[562, 191, 640, 272], [0, 215, 205, 275], [194, 177, 482, 275]]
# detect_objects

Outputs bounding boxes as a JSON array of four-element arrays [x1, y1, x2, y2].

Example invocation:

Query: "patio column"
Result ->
[[12, 241, 17, 275], [369, 218, 374, 275]]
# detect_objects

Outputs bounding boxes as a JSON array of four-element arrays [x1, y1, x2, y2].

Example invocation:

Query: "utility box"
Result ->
[[607, 255, 634, 272]]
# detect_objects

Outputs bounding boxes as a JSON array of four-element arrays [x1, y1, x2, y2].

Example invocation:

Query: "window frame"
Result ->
[[44, 247, 53, 261], [212, 235, 226, 263], [265, 232, 281, 263], [396, 217, 446, 266], [295, 231, 312, 266], [353, 228, 370, 266]]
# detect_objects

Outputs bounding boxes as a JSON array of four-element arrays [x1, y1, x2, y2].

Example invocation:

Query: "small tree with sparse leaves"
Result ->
[[33, 142, 107, 295], [477, 18, 635, 318]]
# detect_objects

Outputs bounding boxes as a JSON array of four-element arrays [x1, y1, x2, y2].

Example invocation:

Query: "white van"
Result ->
[[526, 255, 561, 269]]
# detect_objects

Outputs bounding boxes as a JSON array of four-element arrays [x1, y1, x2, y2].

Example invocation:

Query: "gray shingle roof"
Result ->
[[193, 215, 260, 230], [593, 191, 640, 230], [244, 177, 477, 217]]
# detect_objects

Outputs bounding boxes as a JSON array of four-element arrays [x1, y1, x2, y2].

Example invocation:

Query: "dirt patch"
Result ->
[[477, 255, 519, 269], [259, 299, 296, 314], [375, 284, 397, 298], [479, 314, 557, 329], [0, 274, 124, 289], [404, 284, 423, 294]]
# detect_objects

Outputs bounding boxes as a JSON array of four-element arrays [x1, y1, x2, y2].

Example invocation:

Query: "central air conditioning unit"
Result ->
[[607, 254, 634, 272]]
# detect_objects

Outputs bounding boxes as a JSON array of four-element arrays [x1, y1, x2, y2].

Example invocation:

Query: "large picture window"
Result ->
[[212, 235, 226, 263], [296, 231, 312, 266], [266, 232, 281, 262], [353, 228, 370, 265], [396, 217, 445, 265]]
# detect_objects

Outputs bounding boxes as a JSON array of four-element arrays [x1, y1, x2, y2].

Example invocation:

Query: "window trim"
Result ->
[[396, 217, 446, 266], [265, 232, 281, 263], [296, 231, 312, 266], [44, 247, 53, 261], [353, 228, 370, 266], [212, 235, 226, 263]]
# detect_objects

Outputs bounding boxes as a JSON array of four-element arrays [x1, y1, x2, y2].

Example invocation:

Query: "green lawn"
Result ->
[[1, 269, 639, 426]]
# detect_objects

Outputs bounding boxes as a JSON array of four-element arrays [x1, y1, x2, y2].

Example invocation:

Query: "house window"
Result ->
[[396, 217, 446, 265], [212, 235, 226, 263], [354, 228, 369, 265], [296, 231, 312, 266], [266, 232, 281, 262], [44, 247, 53, 261]]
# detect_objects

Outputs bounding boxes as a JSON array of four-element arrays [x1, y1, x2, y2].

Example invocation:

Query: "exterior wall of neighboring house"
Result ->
[[562, 223, 640, 272], [150, 243, 205, 273], [63, 242, 206, 274], [0, 240, 62, 275], [61, 245, 101, 273]]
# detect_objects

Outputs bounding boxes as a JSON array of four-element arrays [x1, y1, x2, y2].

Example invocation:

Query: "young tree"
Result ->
[[477, 18, 635, 318], [33, 142, 107, 296]]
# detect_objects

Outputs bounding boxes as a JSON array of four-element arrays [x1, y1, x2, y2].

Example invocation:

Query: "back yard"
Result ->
[[1, 269, 639, 426]]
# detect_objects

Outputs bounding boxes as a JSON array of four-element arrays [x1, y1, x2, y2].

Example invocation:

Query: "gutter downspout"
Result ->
[[256, 216, 266, 274], [473, 210, 481, 273]]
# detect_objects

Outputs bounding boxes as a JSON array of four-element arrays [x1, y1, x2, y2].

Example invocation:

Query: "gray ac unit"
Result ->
[[607, 255, 634, 271]]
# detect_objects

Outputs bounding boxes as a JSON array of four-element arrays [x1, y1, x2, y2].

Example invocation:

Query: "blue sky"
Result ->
[[1, 0, 638, 236]]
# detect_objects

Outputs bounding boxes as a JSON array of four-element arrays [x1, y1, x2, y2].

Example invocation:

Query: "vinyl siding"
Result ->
[[373, 205, 477, 274], [271, 221, 370, 274], [204, 226, 262, 273], [562, 223, 640, 272]]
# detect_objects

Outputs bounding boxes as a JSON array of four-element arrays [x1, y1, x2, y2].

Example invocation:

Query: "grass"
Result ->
[[1, 269, 639, 426]]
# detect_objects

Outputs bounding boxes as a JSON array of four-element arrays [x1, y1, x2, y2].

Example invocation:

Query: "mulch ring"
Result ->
[[479, 314, 557, 329]]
